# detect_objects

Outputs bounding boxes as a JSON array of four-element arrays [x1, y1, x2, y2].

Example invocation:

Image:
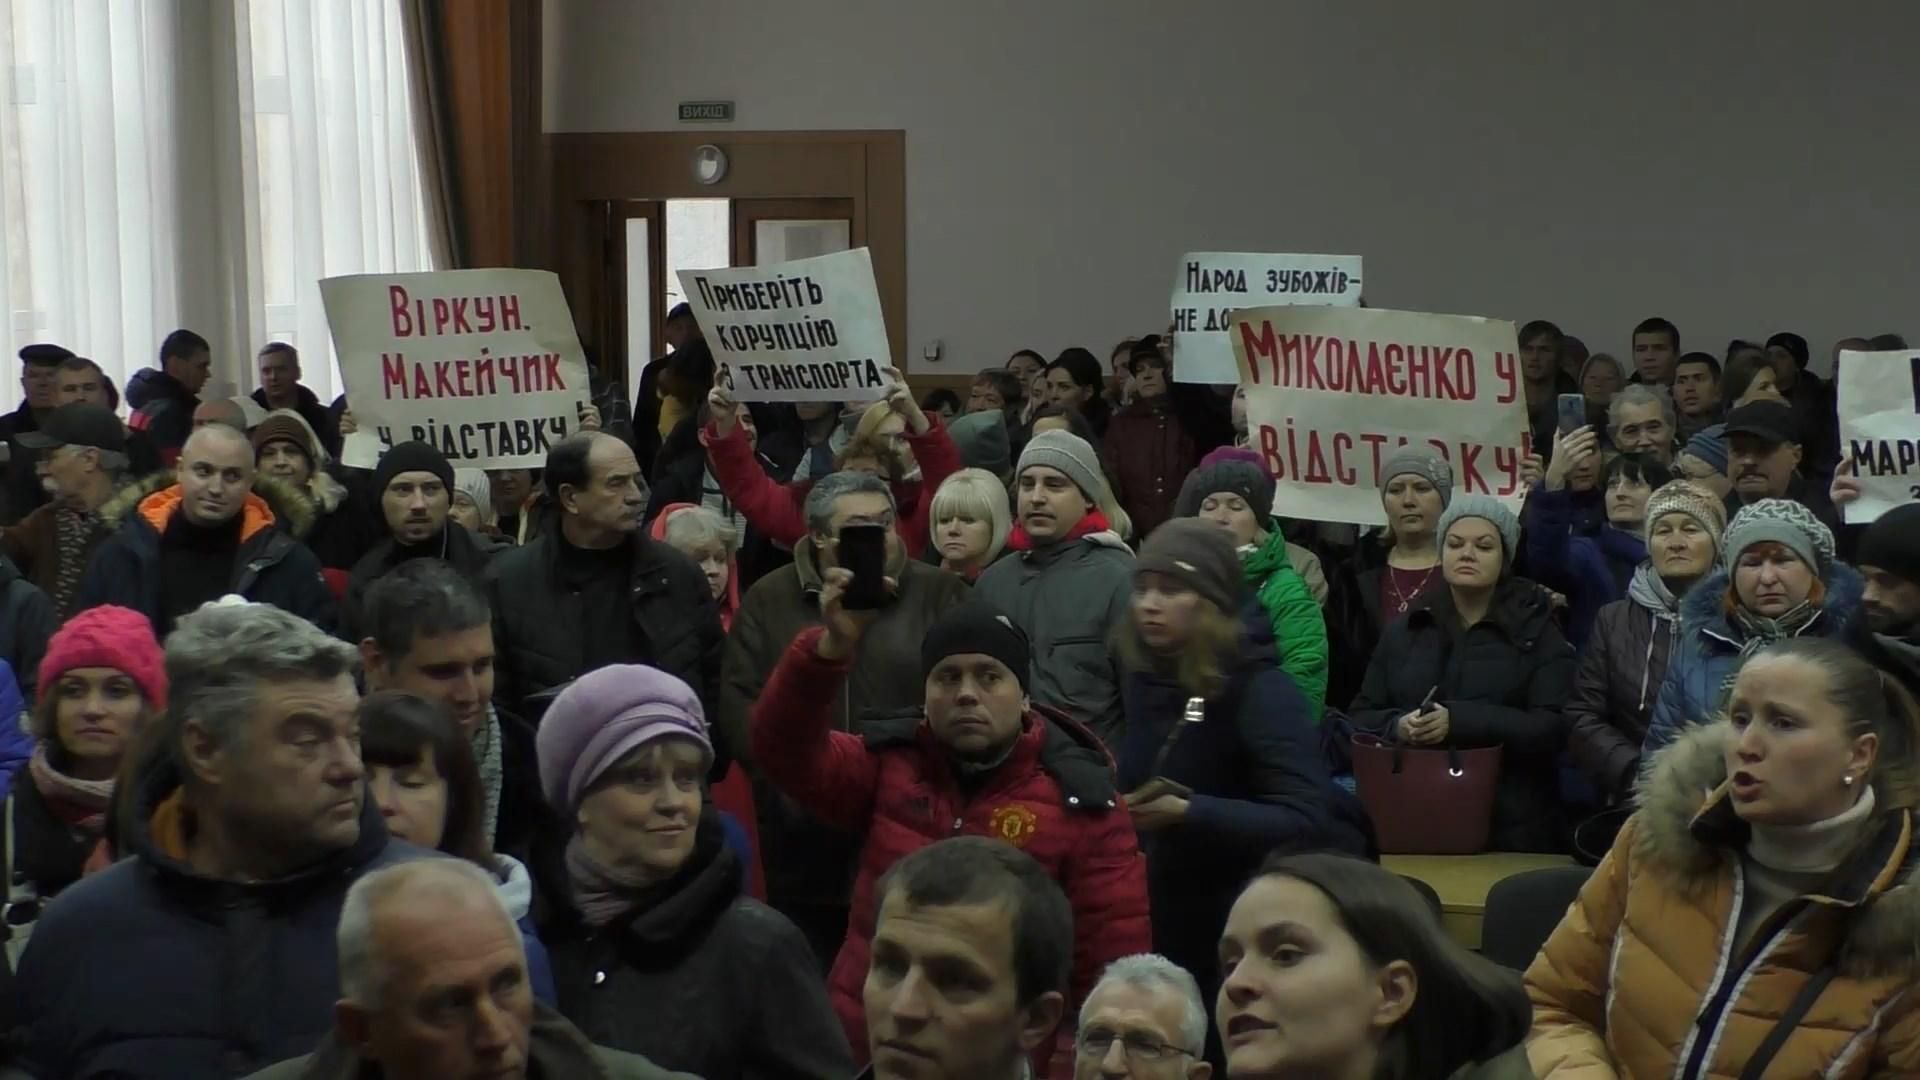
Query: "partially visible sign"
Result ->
[[1837, 348, 1920, 523], [321, 269, 592, 469], [1171, 252, 1363, 383], [1229, 305, 1529, 526], [677, 248, 894, 402], [678, 100, 735, 123]]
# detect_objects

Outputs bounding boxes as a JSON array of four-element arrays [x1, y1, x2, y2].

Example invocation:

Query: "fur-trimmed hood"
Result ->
[[1678, 562, 1866, 644], [96, 471, 319, 539], [1635, 720, 1920, 978]]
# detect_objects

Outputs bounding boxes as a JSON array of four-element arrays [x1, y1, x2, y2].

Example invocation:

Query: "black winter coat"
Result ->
[[13, 753, 423, 1078], [1116, 620, 1371, 1063], [0, 552, 52, 699], [72, 473, 338, 636], [1348, 578, 1577, 853], [485, 529, 724, 731], [1566, 591, 1678, 802], [546, 820, 852, 1080], [251, 385, 342, 459], [340, 522, 501, 641], [1852, 616, 1920, 705], [125, 368, 199, 456]]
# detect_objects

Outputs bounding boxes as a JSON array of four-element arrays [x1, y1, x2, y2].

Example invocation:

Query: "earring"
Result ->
[[1843, 774, 1856, 787]]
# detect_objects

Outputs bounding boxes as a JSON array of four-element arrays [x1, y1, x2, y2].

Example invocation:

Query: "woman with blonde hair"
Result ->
[[1529, 638, 1920, 1075], [1117, 519, 1370, 1065], [651, 502, 742, 631], [926, 468, 1010, 582]]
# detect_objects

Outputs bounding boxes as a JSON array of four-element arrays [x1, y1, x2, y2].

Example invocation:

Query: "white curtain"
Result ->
[[241, 0, 435, 405], [0, 1, 184, 411], [0, 0, 436, 414]]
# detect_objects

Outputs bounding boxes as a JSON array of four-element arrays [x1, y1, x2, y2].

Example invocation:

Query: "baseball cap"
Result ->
[[16, 403, 127, 453], [1722, 400, 1799, 446]]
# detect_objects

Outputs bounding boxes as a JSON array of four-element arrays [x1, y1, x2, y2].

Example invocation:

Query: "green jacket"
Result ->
[[1244, 529, 1328, 720], [242, 1006, 698, 1080]]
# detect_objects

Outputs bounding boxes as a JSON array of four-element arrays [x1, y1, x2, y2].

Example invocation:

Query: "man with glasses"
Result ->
[[1075, 956, 1211, 1080]]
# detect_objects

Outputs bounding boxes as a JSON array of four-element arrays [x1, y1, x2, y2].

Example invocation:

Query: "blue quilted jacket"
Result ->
[[1642, 563, 1863, 756]]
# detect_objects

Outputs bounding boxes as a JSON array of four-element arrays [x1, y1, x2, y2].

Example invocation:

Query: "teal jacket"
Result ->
[[1243, 530, 1328, 720]]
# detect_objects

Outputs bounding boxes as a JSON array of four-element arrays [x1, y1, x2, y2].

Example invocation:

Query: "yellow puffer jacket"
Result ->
[[1525, 721, 1920, 1078]]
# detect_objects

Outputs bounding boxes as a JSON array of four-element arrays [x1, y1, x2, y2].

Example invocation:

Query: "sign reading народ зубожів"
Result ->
[[1171, 252, 1363, 383], [1838, 348, 1920, 523], [677, 247, 894, 402], [1229, 305, 1531, 527], [323, 269, 593, 470]]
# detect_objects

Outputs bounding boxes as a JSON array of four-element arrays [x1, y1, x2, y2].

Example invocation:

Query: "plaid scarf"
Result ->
[[51, 507, 101, 620]]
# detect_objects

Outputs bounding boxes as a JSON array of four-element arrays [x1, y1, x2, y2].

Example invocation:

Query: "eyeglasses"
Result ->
[[1077, 1029, 1196, 1063]]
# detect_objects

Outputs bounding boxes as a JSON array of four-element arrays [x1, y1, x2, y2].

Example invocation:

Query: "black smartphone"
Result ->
[[839, 523, 889, 610], [1556, 393, 1588, 435]]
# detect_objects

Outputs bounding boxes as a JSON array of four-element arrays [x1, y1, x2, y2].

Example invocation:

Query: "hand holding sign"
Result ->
[[708, 365, 740, 437], [881, 366, 930, 435]]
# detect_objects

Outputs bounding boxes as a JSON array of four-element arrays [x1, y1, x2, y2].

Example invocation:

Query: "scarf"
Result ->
[[1723, 599, 1822, 696], [1626, 562, 1680, 620], [472, 707, 504, 847], [28, 744, 114, 832], [1005, 509, 1112, 553], [51, 506, 99, 620], [1749, 786, 1876, 874], [564, 833, 665, 928]]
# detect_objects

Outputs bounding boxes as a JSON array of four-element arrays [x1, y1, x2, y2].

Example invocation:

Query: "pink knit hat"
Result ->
[[38, 606, 168, 709]]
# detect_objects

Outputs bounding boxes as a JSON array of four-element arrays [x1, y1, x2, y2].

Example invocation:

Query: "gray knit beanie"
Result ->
[[1437, 494, 1520, 566], [1174, 455, 1275, 531], [1721, 498, 1835, 574], [1378, 448, 1455, 507], [1016, 429, 1108, 502]]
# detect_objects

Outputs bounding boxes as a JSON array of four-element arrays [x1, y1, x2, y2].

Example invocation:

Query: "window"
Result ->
[[0, 0, 435, 414]]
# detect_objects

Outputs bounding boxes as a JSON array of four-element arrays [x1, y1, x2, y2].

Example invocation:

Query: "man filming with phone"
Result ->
[[720, 469, 969, 969], [749, 584, 1150, 1068]]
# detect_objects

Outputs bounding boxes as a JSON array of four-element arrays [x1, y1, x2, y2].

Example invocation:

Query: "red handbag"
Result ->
[[1350, 734, 1503, 854]]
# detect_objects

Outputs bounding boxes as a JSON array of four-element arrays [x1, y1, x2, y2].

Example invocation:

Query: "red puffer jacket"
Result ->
[[751, 625, 1152, 1062]]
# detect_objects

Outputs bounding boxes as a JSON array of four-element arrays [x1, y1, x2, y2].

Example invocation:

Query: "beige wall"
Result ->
[[545, 0, 1919, 379]]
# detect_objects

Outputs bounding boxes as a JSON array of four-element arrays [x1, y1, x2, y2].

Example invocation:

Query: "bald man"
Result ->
[[246, 861, 690, 1080], [74, 423, 337, 634]]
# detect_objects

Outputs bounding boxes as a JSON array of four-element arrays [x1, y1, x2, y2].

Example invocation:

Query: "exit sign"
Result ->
[[678, 101, 734, 123]]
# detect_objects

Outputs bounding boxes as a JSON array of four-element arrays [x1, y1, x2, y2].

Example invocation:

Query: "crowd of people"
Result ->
[[0, 308, 1914, 1079]]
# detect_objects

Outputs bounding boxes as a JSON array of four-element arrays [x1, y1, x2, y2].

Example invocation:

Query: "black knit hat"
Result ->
[[921, 602, 1031, 694], [1136, 518, 1244, 612], [373, 440, 455, 498], [1859, 504, 1920, 587]]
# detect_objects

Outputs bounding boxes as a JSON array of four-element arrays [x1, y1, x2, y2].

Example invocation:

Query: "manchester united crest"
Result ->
[[988, 804, 1039, 847]]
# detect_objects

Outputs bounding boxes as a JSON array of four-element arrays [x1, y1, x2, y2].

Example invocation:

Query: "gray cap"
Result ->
[[1438, 494, 1520, 566], [1722, 498, 1835, 574], [1378, 448, 1454, 507], [1016, 429, 1108, 501]]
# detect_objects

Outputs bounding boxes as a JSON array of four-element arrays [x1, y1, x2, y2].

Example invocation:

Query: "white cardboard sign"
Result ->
[[1837, 348, 1920, 523], [1171, 252, 1362, 383], [677, 248, 893, 401], [322, 269, 592, 469], [1229, 305, 1531, 526]]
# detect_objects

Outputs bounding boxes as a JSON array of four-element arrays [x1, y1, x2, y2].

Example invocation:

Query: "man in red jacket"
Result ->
[[752, 577, 1151, 1064]]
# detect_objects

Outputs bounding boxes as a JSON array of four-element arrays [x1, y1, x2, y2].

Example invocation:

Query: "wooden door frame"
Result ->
[[540, 131, 906, 389]]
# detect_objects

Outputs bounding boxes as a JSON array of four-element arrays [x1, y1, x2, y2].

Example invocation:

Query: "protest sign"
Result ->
[[322, 269, 592, 470], [1171, 252, 1362, 383], [677, 248, 893, 402], [1229, 305, 1530, 526], [1837, 348, 1920, 523]]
